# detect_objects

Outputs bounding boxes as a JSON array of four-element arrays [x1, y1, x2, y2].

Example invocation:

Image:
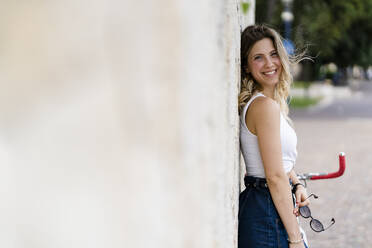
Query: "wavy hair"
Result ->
[[238, 24, 305, 117]]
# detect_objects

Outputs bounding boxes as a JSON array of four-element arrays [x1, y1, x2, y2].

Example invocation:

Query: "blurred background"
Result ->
[[257, 0, 372, 86], [1, 0, 371, 248], [256, 1, 372, 247]]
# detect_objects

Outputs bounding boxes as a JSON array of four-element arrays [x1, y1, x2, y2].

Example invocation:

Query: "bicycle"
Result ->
[[297, 152, 346, 246]]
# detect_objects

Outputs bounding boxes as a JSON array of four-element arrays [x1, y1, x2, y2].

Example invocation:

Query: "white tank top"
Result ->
[[240, 92, 297, 178]]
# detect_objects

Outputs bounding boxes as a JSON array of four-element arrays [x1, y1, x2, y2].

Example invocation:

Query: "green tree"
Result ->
[[332, 0, 372, 69]]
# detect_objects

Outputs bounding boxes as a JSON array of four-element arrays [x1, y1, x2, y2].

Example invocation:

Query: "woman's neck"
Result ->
[[261, 88, 275, 100]]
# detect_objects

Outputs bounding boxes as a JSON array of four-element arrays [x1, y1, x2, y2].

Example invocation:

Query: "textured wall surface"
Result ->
[[0, 1, 253, 247]]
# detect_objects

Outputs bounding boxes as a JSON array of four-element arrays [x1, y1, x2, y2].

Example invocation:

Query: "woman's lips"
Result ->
[[262, 69, 277, 75]]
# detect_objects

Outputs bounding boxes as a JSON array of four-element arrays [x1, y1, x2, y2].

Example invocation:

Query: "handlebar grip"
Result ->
[[310, 152, 346, 180]]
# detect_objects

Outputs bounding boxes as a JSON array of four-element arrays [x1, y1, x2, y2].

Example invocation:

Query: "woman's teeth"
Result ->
[[263, 70, 276, 75]]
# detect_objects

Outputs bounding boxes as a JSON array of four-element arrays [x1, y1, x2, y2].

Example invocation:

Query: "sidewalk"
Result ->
[[294, 119, 372, 248]]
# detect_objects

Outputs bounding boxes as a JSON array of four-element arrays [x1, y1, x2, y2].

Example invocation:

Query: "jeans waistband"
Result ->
[[244, 176, 268, 188]]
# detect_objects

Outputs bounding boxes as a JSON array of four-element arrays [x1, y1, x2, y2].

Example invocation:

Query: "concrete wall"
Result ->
[[0, 1, 254, 247]]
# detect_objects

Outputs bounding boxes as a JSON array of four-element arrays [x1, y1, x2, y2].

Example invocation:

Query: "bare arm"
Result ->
[[250, 98, 303, 244]]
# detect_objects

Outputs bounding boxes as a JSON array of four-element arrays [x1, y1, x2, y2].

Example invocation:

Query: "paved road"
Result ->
[[290, 80, 372, 247]]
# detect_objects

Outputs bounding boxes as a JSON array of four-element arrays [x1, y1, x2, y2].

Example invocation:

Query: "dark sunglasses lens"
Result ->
[[310, 219, 324, 232], [299, 206, 311, 218]]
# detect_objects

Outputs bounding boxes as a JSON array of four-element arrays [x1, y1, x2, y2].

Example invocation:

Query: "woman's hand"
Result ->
[[293, 185, 309, 217], [289, 242, 306, 248]]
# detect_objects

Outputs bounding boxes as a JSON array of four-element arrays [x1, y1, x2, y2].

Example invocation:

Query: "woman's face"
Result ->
[[247, 38, 282, 89]]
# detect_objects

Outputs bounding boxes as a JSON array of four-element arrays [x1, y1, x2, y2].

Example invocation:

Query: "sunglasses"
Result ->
[[299, 194, 335, 232]]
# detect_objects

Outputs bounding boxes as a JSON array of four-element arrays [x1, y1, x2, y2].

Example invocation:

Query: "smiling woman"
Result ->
[[238, 25, 309, 248]]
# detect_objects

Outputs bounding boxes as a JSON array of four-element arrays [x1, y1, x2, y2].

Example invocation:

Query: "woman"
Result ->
[[238, 25, 309, 248]]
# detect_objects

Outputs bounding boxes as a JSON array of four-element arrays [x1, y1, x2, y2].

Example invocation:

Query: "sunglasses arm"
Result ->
[[323, 218, 336, 231]]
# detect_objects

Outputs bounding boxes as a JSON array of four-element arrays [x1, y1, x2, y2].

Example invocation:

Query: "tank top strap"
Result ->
[[242, 92, 266, 124]]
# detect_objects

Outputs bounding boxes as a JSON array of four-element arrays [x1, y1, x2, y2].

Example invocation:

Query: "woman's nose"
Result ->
[[265, 57, 274, 67]]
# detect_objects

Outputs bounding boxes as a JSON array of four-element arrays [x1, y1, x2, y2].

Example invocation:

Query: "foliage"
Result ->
[[289, 96, 321, 108], [241, 2, 251, 14], [292, 81, 311, 89]]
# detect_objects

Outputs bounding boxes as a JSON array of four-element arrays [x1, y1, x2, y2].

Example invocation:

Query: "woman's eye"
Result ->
[[271, 52, 278, 57], [254, 56, 262, 60]]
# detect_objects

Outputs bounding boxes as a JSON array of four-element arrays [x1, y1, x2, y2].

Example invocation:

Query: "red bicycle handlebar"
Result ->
[[310, 152, 346, 180]]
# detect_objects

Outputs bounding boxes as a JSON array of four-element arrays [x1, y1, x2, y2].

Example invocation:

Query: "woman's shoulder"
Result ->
[[249, 95, 280, 116], [246, 95, 280, 132], [245, 94, 280, 135]]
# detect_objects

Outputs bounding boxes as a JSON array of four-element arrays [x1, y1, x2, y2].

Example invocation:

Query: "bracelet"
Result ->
[[291, 183, 305, 194], [287, 237, 303, 244]]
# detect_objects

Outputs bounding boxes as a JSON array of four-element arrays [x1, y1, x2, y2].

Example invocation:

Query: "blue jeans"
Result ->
[[238, 176, 308, 248]]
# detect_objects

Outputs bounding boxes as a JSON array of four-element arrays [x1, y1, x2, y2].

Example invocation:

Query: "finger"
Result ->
[[298, 199, 310, 207], [293, 210, 299, 217], [293, 207, 299, 217], [295, 191, 302, 204], [293, 206, 299, 215]]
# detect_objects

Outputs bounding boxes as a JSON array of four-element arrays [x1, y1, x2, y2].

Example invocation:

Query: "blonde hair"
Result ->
[[239, 24, 304, 117]]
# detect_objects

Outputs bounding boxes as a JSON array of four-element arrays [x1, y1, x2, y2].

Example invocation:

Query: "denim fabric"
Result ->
[[238, 177, 309, 248]]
